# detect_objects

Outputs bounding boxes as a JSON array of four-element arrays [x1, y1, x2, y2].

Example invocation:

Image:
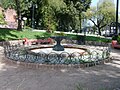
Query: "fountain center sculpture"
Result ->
[[51, 36, 66, 51]]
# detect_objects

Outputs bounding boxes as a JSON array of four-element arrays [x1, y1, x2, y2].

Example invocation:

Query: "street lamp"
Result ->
[[32, 3, 35, 29], [115, 0, 119, 34], [23, 17, 27, 27], [32, 4, 35, 29], [29, 1, 37, 29]]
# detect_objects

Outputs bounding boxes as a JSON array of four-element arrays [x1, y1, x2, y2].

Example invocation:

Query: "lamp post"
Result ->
[[32, 4, 35, 29], [115, 0, 119, 34], [29, 2, 37, 29], [23, 17, 27, 27], [83, 14, 86, 45]]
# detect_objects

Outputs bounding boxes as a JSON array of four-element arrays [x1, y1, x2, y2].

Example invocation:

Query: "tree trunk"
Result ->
[[98, 27, 101, 35], [79, 12, 81, 33], [17, 14, 22, 31], [15, 0, 22, 31]]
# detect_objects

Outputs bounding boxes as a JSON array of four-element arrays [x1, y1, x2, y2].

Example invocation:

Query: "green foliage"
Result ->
[[117, 35, 120, 44], [112, 35, 118, 40], [0, 28, 51, 40], [74, 83, 85, 90], [0, 0, 15, 9], [61, 0, 91, 32], [84, 1, 115, 35], [54, 32, 66, 36], [98, 1, 115, 24], [23, 26, 33, 31], [0, 28, 111, 42], [66, 34, 111, 43], [0, 14, 6, 25], [59, 32, 66, 36], [0, 0, 92, 32], [42, 5, 58, 33]]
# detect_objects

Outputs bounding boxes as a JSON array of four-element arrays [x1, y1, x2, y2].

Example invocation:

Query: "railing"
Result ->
[[3, 41, 111, 66]]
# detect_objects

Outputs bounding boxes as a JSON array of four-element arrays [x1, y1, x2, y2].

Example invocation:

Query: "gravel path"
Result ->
[[0, 46, 120, 90]]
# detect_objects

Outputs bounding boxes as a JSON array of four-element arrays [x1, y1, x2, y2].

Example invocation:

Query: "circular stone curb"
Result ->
[[3, 57, 112, 69]]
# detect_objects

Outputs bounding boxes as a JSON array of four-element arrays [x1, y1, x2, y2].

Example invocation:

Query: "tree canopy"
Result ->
[[84, 1, 115, 35], [0, 0, 91, 32]]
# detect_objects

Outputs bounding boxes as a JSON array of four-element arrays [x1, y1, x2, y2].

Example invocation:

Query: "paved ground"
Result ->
[[0, 46, 120, 90]]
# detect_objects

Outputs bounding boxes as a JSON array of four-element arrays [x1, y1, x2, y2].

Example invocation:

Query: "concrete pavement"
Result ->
[[0, 46, 120, 90]]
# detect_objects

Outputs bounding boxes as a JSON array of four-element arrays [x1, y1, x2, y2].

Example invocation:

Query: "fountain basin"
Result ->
[[31, 48, 85, 54], [4, 42, 110, 66]]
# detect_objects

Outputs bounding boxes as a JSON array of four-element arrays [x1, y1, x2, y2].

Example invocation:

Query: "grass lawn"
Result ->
[[0, 28, 51, 41], [66, 34, 111, 43], [0, 28, 111, 42]]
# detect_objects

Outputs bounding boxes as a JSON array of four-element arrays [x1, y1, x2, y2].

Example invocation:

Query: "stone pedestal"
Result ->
[[51, 36, 66, 51]]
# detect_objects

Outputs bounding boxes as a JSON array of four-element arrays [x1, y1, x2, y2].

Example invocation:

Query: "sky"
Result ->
[[91, 0, 99, 6], [91, 0, 118, 6], [91, 0, 120, 12], [87, 0, 120, 26]]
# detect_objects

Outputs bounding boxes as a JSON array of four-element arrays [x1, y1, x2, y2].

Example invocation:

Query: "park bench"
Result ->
[[23, 38, 53, 45], [111, 40, 120, 48]]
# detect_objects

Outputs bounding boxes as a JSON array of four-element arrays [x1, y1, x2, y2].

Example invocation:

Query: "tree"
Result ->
[[57, 0, 91, 32], [85, 1, 115, 35], [0, 0, 15, 9], [56, 2, 76, 32], [63, 0, 91, 32], [73, 0, 91, 32], [41, 0, 62, 33], [15, 0, 22, 31], [0, 0, 92, 32], [42, 6, 57, 33]]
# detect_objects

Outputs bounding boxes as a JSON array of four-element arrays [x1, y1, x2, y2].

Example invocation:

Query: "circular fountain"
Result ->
[[4, 36, 111, 68], [27, 36, 88, 60]]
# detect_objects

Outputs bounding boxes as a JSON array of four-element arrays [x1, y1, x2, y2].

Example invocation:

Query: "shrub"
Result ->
[[112, 35, 118, 40], [117, 35, 120, 44], [54, 32, 66, 36], [0, 14, 6, 25], [23, 26, 32, 31]]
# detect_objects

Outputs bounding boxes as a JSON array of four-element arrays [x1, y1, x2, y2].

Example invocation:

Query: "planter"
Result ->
[[111, 40, 120, 48]]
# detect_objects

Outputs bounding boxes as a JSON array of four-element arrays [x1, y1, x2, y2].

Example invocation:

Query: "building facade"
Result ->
[[0, 7, 17, 29]]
